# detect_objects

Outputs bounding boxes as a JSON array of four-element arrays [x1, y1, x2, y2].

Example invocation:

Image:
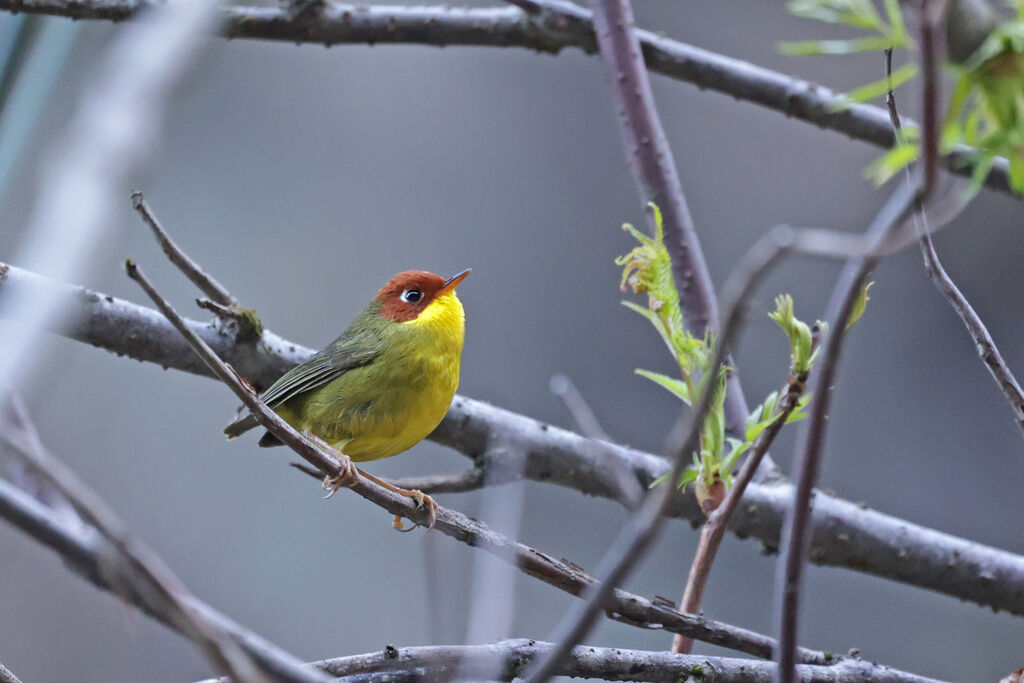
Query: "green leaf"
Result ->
[[720, 438, 750, 480], [769, 294, 818, 373], [846, 281, 874, 330], [635, 369, 691, 405], [785, 394, 813, 423], [864, 142, 920, 186], [677, 467, 700, 488], [780, 35, 896, 56], [829, 62, 918, 111], [882, 0, 907, 45], [787, 0, 883, 30], [621, 300, 660, 324]]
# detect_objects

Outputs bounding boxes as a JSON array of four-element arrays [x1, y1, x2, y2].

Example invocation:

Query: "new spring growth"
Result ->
[[618, 206, 872, 514], [944, 7, 1024, 197], [784, 0, 1024, 196]]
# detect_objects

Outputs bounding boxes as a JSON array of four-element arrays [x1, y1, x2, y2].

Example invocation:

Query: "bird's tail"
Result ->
[[223, 413, 259, 440]]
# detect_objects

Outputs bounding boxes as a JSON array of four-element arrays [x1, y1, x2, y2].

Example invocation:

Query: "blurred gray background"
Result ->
[[1, 2, 1023, 681]]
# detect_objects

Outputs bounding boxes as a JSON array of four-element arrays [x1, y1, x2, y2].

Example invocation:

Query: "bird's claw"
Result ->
[[322, 456, 359, 499], [393, 489, 437, 532]]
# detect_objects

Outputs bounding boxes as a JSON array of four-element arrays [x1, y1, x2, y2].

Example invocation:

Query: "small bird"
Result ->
[[224, 268, 470, 529]]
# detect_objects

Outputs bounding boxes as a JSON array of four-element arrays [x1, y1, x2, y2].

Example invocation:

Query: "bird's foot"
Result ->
[[355, 469, 438, 531], [321, 455, 359, 499], [392, 489, 438, 533]]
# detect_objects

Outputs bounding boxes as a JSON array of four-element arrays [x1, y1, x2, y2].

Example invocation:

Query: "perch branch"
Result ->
[[123, 259, 814, 660], [0, 0, 1012, 196], [1, 262, 1023, 615]]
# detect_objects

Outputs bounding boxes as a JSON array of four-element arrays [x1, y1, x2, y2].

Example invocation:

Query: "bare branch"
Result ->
[[0, 396, 277, 681], [130, 191, 236, 307], [0, 661, 23, 683], [0, 0, 1011, 197], [0, 476, 331, 682], [123, 259, 806, 660], [385, 468, 487, 495], [3, 261, 1024, 615], [0, 1, 1012, 197], [199, 639, 945, 683], [918, 218, 1024, 432], [0, 399, 327, 682]]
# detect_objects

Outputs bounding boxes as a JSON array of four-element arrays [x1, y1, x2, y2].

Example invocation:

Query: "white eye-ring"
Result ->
[[401, 289, 423, 303]]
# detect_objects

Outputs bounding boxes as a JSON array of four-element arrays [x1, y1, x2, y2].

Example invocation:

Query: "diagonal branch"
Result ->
[[0, 401, 329, 682], [0, 396, 287, 681], [1, 262, 1023, 615], [0, 661, 22, 683], [775, 183, 919, 683], [0, 476, 331, 682], [0, 0, 1013, 198], [122, 259, 817, 661]]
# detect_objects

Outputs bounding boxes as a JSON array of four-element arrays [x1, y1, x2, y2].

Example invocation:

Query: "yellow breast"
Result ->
[[292, 291, 465, 462]]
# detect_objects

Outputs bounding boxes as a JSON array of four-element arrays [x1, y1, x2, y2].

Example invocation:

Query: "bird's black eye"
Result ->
[[401, 289, 422, 304]]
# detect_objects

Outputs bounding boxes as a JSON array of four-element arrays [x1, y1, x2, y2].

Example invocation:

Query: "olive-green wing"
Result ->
[[223, 330, 382, 439]]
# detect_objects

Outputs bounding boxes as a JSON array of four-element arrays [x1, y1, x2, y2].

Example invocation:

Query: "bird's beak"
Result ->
[[439, 268, 471, 295]]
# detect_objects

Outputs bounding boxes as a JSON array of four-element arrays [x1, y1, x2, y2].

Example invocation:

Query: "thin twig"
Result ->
[[123, 259, 812, 660], [0, 395, 312, 682], [775, 6, 953, 678], [774, 183, 919, 683], [549, 374, 610, 441], [3, 261, 1024, 615], [885, 24, 1024, 438], [200, 638, 947, 683], [0, 0, 1012, 196], [672, 330, 819, 654], [385, 468, 487, 495], [550, 374, 644, 507], [131, 191, 237, 307]]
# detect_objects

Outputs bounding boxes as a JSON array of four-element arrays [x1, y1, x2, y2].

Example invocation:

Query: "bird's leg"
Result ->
[[357, 469, 438, 532], [301, 432, 359, 498]]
